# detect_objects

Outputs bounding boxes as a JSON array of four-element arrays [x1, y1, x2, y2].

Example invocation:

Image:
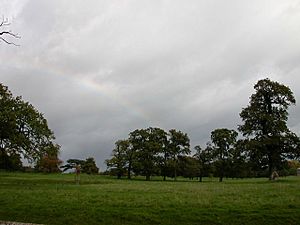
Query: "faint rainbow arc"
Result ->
[[76, 76, 153, 123]]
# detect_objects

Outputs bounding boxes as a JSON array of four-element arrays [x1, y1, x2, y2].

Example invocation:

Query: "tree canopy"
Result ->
[[0, 83, 60, 169], [61, 158, 99, 174], [105, 140, 130, 179], [239, 78, 300, 179], [211, 128, 238, 182]]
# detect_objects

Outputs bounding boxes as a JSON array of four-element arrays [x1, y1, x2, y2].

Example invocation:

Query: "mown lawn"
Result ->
[[0, 172, 299, 225]]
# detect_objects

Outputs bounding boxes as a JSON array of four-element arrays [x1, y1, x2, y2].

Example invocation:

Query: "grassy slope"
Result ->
[[0, 173, 299, 225]]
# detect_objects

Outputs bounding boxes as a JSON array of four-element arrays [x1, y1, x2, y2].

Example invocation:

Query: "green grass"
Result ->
[[0, 173, 300, 225]]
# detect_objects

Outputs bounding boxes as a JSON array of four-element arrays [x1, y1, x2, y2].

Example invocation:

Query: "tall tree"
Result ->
[[239, 78, 300, 180], [82, 157, 99, 174], [211, 128, 238, 182], [35, 143, 62, 173], [168, 129, 190, 181], [194, 144, 212, 182], [124, 141, 136, 179], [105, 140, 129, 179], [129, 127, 167, 181], [0, 83, 59, 164], [228, 140, 248, 178], [177, 155, 199, 180]]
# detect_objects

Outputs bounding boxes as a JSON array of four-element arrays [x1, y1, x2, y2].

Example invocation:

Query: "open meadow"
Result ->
[[0, 172, 299, 225]]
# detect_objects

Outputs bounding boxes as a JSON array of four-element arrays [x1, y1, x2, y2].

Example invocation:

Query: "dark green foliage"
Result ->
[[0, 83, 59, 167], [61, 159, 85, 171], [35, 143, 62, 173], [61, 158, 99, 174], [177, 155, 199, 179], [0, 150, 22, 171], [194, 145, 212, 181], [168, 129, 190, 180], [239, 78, 300, 179], [105, 140, 129, 179], [106, 128, 191, 181], [129, 127, 167, 180], [211, 128, 238, 182], [105, 78, 300, 181], [82, 157, 99, 174], [228, 139, 249, 178]]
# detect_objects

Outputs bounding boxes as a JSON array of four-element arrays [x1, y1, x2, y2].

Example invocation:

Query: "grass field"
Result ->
[[0, 172, 299, 225]]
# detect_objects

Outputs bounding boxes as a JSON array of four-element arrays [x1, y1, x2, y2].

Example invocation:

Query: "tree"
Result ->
[[177, 155, 199, 180], [228, 140, 248, 178], [124, 140, 136, 179], [0, 150, 22, 171], [105, 140, 129, 179], [0, 17, 20, 46], [168, 129, 190, 181], [61, 158, 98, 174], [211, 128, 238, 182], [82, 157, 99, 174], [0, 83, 59, 165], [35, 143, 62, 173], [239, 78, 300, 180], [61, 159, 85, 172], [159, 131, 172, 181], [129, 127, 167, 181], [194, 144, 212, 182]]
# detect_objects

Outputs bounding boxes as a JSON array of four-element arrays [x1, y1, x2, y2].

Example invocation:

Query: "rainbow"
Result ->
[[78, 76, 153, 123]]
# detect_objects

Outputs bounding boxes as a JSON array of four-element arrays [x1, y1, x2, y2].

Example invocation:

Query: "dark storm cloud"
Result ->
[[1, 0, 300, 169]]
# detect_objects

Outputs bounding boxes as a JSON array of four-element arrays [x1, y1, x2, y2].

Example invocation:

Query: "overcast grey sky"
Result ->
[[1, 0, 300, 170]]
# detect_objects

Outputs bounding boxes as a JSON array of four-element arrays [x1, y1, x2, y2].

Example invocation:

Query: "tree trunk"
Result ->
[[174, 158, 177, 181], [219, 159, 224, 182], [163, 175, 166, 181], [127, 163, 131, 179], [199, 176, 202, 182], [268, 152, 274, 180], [146, 174, 151, 181]]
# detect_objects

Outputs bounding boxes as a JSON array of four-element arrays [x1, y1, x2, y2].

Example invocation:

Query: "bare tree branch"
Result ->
[[0, 17, 20, 46], [0, 37, 19, 46]]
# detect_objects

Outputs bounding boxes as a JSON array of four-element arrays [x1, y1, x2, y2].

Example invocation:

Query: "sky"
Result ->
[[1, 0, 300, 170]]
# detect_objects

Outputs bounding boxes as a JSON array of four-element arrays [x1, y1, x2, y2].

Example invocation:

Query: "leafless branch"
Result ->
[[0, 17, 20, 46], [0, 17, 10, 27]]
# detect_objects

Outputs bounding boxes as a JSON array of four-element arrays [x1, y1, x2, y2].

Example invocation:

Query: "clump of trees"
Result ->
[[106, 78, 300, 181], [106, 128, 190, 181], [61, 157, 99, 174], [0, 83, 61, 172]]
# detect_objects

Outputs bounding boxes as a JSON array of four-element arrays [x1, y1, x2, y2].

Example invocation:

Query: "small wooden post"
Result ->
[[75, 165, 81, 185]]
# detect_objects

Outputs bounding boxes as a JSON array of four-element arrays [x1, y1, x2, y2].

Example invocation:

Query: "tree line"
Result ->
[[106, 78, 300, 181], [1, 78, 300, 179]]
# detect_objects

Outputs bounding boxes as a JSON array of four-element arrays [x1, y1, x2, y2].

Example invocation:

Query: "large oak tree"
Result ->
[[239, 78, 300, 179], [129, 127, 167, 181], [0, 83, 59, 167]]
